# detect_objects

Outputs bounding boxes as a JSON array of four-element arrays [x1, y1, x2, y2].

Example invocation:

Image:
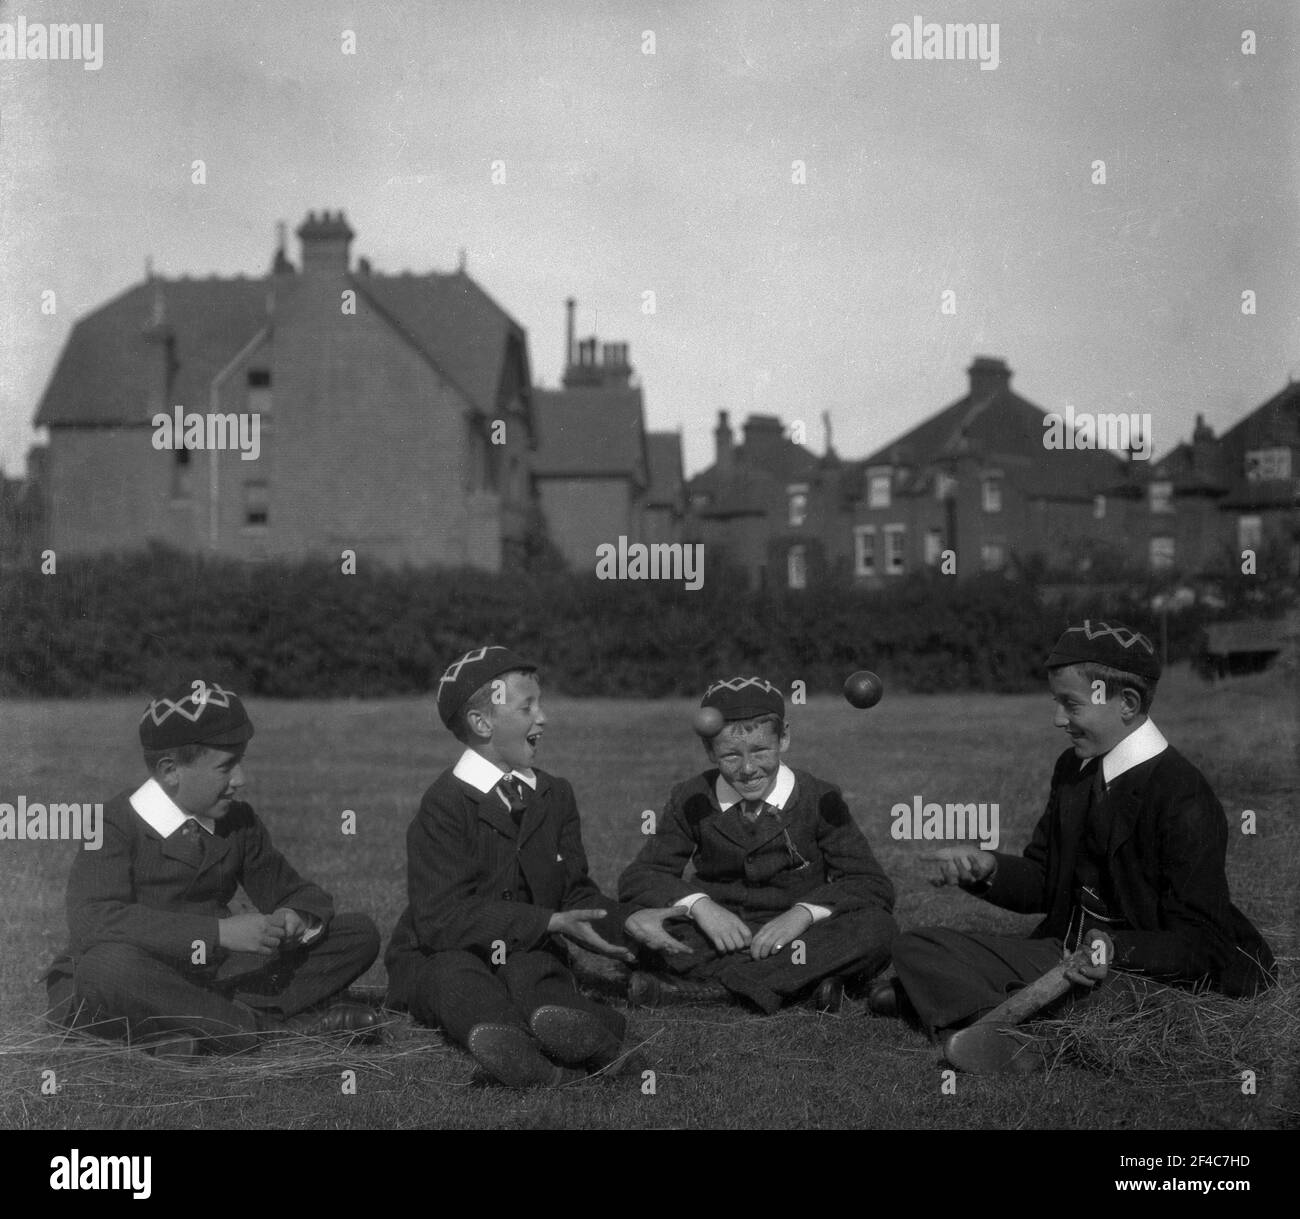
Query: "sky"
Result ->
[[1, 0, 1297, 480]]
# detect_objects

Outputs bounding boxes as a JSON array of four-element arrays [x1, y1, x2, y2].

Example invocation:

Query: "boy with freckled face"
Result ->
[[878, 621, 1277, 1039], [618, 676, 896, 1012], [385, 646, 639, 1088]]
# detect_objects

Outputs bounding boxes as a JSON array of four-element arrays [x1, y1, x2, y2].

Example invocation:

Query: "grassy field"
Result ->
[[1, 666, 1296, 1129]]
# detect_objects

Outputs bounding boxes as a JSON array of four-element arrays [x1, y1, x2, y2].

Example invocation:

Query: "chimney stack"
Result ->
[[967, 355, 1012, 400], [296, 209, 354, 275], [714, 411, 734, 475], [565, 297, 576, 373]]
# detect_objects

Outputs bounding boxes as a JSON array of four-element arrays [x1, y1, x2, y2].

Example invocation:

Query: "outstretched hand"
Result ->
[[549, 908, 636, 963], [624, 906, 695, 956]]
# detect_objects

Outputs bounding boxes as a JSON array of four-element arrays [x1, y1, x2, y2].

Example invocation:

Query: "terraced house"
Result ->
[[34, 211, 539, 570]]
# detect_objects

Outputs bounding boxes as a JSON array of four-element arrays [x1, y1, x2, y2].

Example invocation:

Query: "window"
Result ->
[[868, 469, 891, 509], [884, 524, 906, 575], [1149, 480, 1173, 513], [924, 529, 944, 566], [853, 526, 876, 576], [981, 543, 1005, 572], [787, 484, 809, 528], [1245, 448, 1291, 482], [247, 369, 271, 416], [170, 447, 192, 500], [243, 481, 269, 528], [1237, 515, 1263, 551], [1093, 495, 1106, 520], [981, 477, 1002, 514], [1149, 536, 1175, 571], [787, 545, 807, 590], [935, 472, 956, 501]]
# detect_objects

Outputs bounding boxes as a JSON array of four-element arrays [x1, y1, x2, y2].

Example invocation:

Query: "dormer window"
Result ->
[[981, 475, 1002, 514], [1150, 480, 1173, 513]]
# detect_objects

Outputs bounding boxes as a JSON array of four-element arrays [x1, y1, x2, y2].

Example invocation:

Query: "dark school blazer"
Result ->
[[46, 790, 334, 987], [617, 767, 895, 921], [385, 765, 622, 994], [981, 745, 1276, 996]]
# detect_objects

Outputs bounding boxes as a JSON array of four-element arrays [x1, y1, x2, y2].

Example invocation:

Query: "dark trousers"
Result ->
[[48, 912, 380, 1054], [393, 948, 626, 1048], [891, 927, 1066, 1035], [649, 908, 896, 1014]]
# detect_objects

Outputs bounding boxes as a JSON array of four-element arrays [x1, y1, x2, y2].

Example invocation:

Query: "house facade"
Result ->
[[33, 211, 538, 570]]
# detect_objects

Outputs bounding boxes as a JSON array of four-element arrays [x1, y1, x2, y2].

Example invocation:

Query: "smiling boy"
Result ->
[[385, 646, 637, 1087], [618, 676, 896, 1012], [880, 621, 1277, 1037], [45, 680, 382, 1055]]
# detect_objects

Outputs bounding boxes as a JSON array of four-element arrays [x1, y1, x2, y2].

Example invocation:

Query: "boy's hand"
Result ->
[[625, 907, 694, 956], [268, 907, 308, 947], [549, 909, 636, 963], [690, 897, 753, 954], [925, 847, 996, 889], [750, 905, 814, 960], [218, 913, 286, 956]]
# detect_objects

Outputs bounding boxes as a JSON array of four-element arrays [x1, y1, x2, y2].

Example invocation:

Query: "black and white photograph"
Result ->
[[1, 0, 1296, 1171]]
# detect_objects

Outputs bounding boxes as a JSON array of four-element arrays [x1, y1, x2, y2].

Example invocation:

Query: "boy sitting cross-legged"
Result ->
[[618, 676, 897, 1013], [44, 679, 382, 1056], [877, 620, 1277, 1040], [385, 645, 638, 1087]]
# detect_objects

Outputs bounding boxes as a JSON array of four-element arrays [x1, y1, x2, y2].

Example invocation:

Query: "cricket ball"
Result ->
[[693, 706, 725, 737], [843, 670, 884, 709]]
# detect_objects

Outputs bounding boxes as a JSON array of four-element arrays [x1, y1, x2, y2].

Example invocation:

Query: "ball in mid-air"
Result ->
[[693, 706, 725, 737], [843, 670, 884, 709]]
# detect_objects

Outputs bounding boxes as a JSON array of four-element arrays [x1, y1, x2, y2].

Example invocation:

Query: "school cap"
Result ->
[[701, 676, 786, 721], [1045, 620, 1162, 681], [139, 680, 254, 750], [435, 645, 537, 727]]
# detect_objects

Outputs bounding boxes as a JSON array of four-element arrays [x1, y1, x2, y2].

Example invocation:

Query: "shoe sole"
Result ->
[[467, 1023, 568, 1088], [529, 1006, 621, 1066]]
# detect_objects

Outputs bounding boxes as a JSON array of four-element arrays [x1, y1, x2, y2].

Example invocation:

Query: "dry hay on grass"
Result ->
[[1020, 971, 1299, 1093]]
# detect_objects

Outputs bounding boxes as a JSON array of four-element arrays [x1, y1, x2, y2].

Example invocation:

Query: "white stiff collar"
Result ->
[[453, 748, 537, 794], [129, 777, 215, 837], [716, 762, 795, 811], [1097, 718, 1168, 786]]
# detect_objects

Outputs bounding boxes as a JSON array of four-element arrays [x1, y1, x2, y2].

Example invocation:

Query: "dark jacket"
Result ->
[[983, 745, 1276, 996], [385, 765, 618, 994], [618, 767, 895, 921], [50, 790, 333, 969]]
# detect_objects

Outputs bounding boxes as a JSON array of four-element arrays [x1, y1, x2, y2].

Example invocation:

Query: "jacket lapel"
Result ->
[[1055, 763, 1093, 887], [1106, 759, 1156, 857], [516, 775, 549, 851], [468, 781, 517, 840], [194, 827, 234, 880]]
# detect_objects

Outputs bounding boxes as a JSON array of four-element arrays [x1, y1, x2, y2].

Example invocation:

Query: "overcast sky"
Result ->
[[2, 0, 1296, 479]]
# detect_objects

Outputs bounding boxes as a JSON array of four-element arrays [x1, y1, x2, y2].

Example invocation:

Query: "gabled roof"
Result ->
[[35, 264, 525, 428], [645, 431, 684, 507], [353, 270, 524, 414], [862, 383, 1131, 501], [530, 385, 648, 483]]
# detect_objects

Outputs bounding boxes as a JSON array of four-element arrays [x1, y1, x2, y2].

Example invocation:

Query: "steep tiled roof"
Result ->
[[36, 266, 523, 427], [36, 277, 269, 426], [531, 385, 648, 483]]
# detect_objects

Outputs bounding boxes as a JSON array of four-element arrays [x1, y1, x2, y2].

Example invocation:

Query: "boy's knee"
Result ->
[[74, 942, 155, 1002], [329, 912, 381, 964], [890, 927, 941, 973]]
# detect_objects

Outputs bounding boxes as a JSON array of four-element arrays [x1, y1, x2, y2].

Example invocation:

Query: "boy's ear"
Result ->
[[1117, 685, 1143, 720], [778, 726, 791, 754], [466, 705, 494, 742], [154, 755, 181, 793]]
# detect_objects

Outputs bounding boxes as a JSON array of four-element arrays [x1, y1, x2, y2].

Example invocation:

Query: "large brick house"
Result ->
[[33, 211, 538, 569], [847, 357, 1139, 585], [531, 300, 684, 572], [1145, 382, 1300, 578]]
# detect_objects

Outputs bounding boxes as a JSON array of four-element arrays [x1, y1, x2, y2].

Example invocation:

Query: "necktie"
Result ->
[[740, 800, 765, 825], [498, 776, 527, 826], [177, 818, 206, 865]]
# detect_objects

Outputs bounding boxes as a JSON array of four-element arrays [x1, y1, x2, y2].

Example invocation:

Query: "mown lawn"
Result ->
[[1, 666, 1295, 1129]]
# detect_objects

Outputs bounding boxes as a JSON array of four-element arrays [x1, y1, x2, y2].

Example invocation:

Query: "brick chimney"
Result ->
[[296, 210, 354, 275], [968, 356, 1012, 400], [714, 411, 734, 474]]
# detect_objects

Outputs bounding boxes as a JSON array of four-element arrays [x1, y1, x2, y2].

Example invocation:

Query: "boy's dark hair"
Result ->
[[142, 742, 210, 772], [1055, 661, 1157, 715], [709, 712, 785, 743], [449, 668, 540, 744]]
